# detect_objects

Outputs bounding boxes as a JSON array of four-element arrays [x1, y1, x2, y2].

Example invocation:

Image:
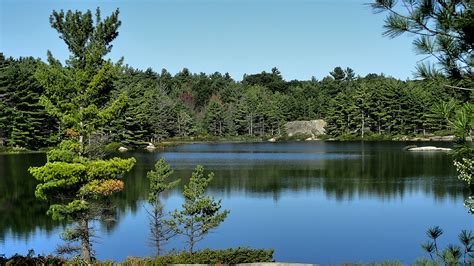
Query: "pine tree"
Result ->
[[354, 82, 374, 138], [0, 57, 56, 149], [170, 165, 229, 254], [146, 159, 180, 256], [204, 96, 225, 136], [29, 8, 135, 263], [0, 54, 11, 147]]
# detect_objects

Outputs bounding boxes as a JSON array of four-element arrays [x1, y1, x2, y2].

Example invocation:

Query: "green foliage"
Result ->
[[454, 158, 473, 186], [170, 165, 230, 253], [124, 248, 274, 265], [146, 159, 180, 256], [0, 250, 65, 266], [243, 67, 287, 93], [49, 8, 121, 70], [4, 46, 470, 147], [103, 142, 123, 154], [46, 140, 80, 163], [204, 95, 226, 136], [343, 261, 403, 266], [29, 156, 136, 220], [325, 74, 465, 137], [147, 159, 179, 203], [450, 102, 473, 213], [452, 103, 474, 140], [371, 0, 472, 79], [0, 55, 57, 149], [25, 7, 137, 263], [35, 8, 127, 152], [420, 226, 474, 265]]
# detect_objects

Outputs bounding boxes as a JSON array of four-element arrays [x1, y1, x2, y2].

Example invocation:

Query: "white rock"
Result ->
[[118, 146, 128, 152], [408, 146, 452, 152], [145, 144, 156, 151], [268, 137, 277, 142], [284, 119, 327, 136]]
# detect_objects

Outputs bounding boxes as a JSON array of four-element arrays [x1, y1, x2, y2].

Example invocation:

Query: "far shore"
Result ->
[[2, 134, 469, 155]]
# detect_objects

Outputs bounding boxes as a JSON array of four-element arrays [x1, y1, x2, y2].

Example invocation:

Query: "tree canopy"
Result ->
[[371, 0, 473, 80]]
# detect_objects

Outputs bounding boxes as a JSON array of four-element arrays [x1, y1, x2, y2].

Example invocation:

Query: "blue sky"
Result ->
[[1, 0, 423, 80]]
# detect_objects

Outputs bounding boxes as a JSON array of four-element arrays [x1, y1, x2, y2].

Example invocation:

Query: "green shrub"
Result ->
[[413, 258, 440, 266], [123, 247, 274, 265], [280, 133, 313, 141], [0, 251, 66, 266], [104, 142, 124, 153]]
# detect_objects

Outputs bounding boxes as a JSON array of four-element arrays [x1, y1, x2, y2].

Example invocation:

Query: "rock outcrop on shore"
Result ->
[[284, 120, 326, 137], [145, 143, 156, 151]]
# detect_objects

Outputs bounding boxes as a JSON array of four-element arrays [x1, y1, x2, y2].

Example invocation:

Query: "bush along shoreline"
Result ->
[[0, 248, 274, 266]]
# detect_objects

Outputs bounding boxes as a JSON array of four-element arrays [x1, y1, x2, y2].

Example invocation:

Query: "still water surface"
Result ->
[[1, 141, 472, 264]]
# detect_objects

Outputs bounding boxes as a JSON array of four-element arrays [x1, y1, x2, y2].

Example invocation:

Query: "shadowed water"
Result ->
[[1, 141, 472, 264]]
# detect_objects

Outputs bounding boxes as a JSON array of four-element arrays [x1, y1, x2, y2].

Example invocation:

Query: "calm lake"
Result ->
[[1, 141, 472, 264]]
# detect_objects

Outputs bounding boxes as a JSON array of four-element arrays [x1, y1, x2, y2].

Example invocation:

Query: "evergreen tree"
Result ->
[[170, 165, 229, 254], [146, 159, 180, 256], [354, 82, 374, 138], [204, 96, 225, 136], [0, 56, 56, 149], [0, 54, 12, 147], [330, 66, 346, 81], [29, 8, 135, 263], [371, 0, 472, 79]]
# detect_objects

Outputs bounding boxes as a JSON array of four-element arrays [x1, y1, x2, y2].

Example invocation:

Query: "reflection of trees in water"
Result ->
[[1, 148, 468, 242], [0, 153, 62, 241], [319, 152, 466, 202], [117, 149, 466, 203], [185, 151, 466, 202]]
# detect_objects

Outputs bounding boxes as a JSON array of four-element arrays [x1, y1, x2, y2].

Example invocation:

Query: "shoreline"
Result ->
[[0, 135, 467, 155]]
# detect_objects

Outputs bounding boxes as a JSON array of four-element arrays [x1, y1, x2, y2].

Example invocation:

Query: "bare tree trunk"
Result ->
[[250, 114, 253, 136], [378, 119, 381, 135], [79, 106, 84, 156], [80, 218, 91, 263]]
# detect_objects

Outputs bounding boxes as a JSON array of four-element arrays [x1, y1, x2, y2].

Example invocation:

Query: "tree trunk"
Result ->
[[80, 218, 91, 263], [153, 202, 161, 257], [378, 119, 381, 135], [189, 228, 194, 254], [250, 114, 253, 136]]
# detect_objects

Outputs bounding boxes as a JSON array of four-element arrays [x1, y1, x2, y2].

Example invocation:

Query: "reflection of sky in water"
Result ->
[[1, 142, 471, 264], [4, 190, 471, 264]]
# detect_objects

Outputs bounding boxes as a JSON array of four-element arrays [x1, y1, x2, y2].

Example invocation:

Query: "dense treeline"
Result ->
[[0, 55, 57, 149], [0, 53, 472, 150]]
